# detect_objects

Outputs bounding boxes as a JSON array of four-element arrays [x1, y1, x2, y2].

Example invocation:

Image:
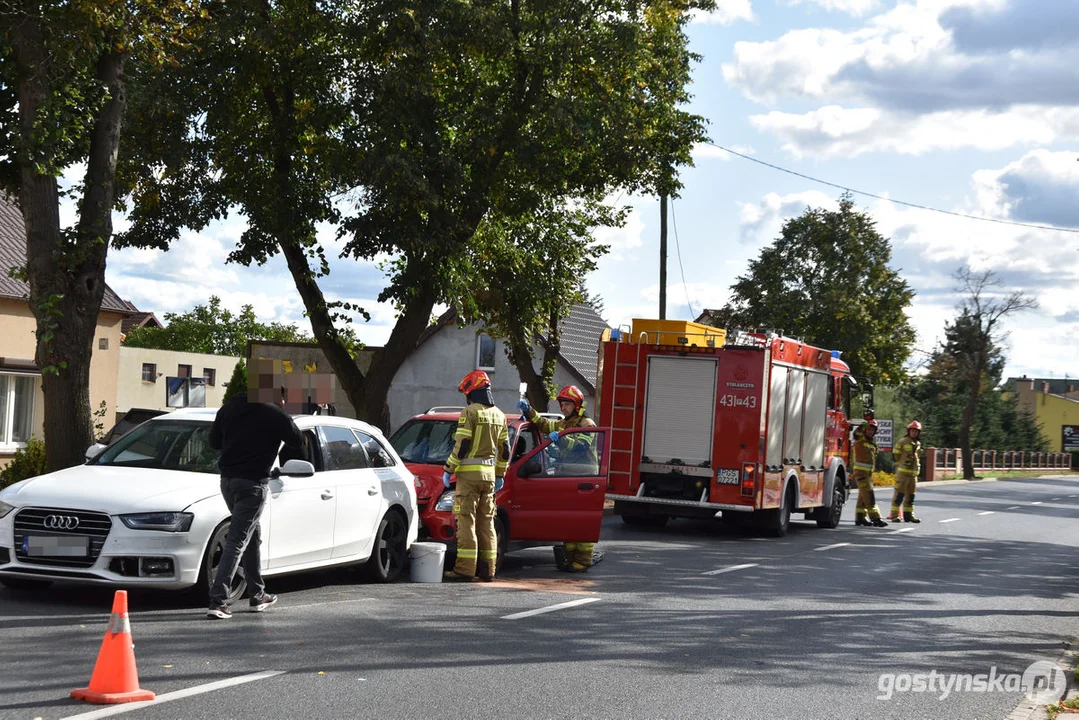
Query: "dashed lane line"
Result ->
[[940, 518, 961, 523], [62, 670, 285, 719], [888, 527, 915, 535], [501, 597, 602, 620], [1006, 506, 1022, 510], [814, 542, 852, 552], [701, 563, 760, 576], [977, 511, 995, 516], [1031, 501, 1043, 505]]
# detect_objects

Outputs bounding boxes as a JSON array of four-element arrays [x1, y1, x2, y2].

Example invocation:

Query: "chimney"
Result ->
[[1042, 382, 1050, 394], [1070, 385, 1075, 394]]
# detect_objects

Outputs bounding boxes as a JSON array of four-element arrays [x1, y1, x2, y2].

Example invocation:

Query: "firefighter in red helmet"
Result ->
[[517, 385, 599, 572], [443, 370, 509, 582], [888, 420, 923, 523], [852, 420, 888, 527]]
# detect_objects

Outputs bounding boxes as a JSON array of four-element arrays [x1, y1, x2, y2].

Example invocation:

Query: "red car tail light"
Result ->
[[741, 462, 757, 498]]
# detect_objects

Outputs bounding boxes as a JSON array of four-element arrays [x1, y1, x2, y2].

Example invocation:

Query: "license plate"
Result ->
[[716, 468, 740, 485], [21, 535, 89, 557]]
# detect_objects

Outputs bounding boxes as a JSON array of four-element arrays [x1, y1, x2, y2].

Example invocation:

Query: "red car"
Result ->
[[388, 407, 610, 564]]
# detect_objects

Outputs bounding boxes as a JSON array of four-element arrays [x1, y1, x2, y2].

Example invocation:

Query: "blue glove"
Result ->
[[549, 431, 560, 443], [517, 399, 530, 414], [442, 471, 452, 488], [495, 477, 504, 492]]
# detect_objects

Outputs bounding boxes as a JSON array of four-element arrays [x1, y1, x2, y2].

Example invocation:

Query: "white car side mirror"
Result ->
[[85, 443, 107, 463], [277, 459, 315, 477]]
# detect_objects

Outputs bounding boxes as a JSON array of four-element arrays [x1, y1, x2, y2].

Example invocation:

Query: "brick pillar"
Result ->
[[925, 447, 938, 482]]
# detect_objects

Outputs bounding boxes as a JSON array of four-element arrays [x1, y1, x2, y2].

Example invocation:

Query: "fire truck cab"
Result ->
[[596, 319, 858, 536]]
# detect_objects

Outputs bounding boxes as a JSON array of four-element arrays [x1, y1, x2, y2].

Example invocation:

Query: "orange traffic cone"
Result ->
[[71, 590, 155, 704]]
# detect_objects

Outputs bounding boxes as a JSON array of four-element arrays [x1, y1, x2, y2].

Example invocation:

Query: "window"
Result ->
[[278, 430, 323, 472], [320, 425, 369, 470], [98, 338, 109, 350], [354, 430, 395, 468], [546, 429, 604, 477], [203, 368, 216, 386], [0, 374, 36, 447], [389, 419, 457, 465], [476, 333, 496, 371], [177, 364, 192, 378], [512, 427, 537, 463], [142, 363, 157, 382]]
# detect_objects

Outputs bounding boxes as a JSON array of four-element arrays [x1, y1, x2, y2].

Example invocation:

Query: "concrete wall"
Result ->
[[0, 297, 124, 465], [117, 347, 242, 413], [1016, 379, 1079, 452]]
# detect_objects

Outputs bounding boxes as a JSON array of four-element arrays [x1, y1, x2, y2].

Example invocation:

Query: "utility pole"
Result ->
[[659, 192, 667, 319]]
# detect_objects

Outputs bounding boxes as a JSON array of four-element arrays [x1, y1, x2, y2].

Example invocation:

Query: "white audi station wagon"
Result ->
[[0, 408, 418, 602]]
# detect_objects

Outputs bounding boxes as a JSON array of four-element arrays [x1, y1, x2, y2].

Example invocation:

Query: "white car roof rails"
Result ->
[[425, 406, 466, 414]]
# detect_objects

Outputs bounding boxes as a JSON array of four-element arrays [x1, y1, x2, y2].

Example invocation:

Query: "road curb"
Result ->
[[1007, 639, 1076, 720]]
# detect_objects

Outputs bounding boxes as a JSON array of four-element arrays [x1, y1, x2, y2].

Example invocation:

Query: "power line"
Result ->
[[706, 142, 1079, 235], [669, 198, 696, 319]]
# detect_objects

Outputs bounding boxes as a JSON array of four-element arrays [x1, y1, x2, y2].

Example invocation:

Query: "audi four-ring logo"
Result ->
[[43, 515, 80, 530]]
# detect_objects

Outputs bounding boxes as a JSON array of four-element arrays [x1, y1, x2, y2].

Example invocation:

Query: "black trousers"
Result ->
[[208, 477, 268, 606]]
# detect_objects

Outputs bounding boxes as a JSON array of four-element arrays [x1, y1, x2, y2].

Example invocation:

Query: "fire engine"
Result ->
[[596, 318, 860, 536]]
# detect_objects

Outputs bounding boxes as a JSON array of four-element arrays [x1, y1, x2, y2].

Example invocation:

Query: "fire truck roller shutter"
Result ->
[[642, 356, 718, 467], [783, 368, 806, 466], [766, 366, 787, 469], [802, 371, 828, 470]]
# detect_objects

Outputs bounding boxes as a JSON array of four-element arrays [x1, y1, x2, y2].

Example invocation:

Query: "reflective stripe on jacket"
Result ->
[[444, 403, 509, 476], [852, 436, 878, 474], [894, 437, 922, 478]]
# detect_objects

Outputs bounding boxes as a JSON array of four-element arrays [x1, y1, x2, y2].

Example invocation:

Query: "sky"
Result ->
[[99, 0, 1079, 383]]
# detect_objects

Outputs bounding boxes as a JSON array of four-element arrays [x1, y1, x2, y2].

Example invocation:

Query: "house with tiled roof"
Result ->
[[250, 303, 611, 432], [0, 194, 135, 465]]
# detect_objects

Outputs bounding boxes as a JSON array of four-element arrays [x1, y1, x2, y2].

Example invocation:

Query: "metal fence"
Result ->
[[926, 447, 1072, 480]]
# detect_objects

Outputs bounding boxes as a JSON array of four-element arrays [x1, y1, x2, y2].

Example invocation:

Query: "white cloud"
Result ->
[[692, 0, 753, 25], [750, 104, 1079, 158], [593, 205, 646, 261], [970, 149, 1079, 227], [737, 190, 836, 239], [787, 0, 879, 16], [724, 0, 1079, 156]]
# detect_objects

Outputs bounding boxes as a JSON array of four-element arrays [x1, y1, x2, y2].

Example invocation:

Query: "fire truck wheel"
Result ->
[[767, 485, 795, 537], [815, 481, 846, 529]]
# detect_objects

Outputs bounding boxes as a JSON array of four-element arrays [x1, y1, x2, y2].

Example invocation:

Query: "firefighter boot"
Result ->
[[553, 545, 568, 570], [855, 512, 872, 526], [870, 517, 890, 527], [477, 560, 495, 583], [903, 511, 921, 523]]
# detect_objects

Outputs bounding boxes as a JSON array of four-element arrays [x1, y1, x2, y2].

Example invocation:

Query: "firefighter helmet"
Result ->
[[907, 420, 923, 432], [458, 370, 491, 395], [556, 385, 585, 410], [865, 419, 878, 430]]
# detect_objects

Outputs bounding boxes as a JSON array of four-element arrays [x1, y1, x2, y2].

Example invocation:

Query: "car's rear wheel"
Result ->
[[0, 577, 53, 591], [192, 521, 247, 604], [494, 513, 508, 572], [364, 510, 408, 583]]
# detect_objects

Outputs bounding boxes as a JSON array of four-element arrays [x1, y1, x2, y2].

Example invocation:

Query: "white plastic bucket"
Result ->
[[409, 542, 447, 583]]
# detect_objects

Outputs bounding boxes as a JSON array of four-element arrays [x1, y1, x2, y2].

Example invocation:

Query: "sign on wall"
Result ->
[[875, 419, 894, 453], [1062, 425, 1079, 452]]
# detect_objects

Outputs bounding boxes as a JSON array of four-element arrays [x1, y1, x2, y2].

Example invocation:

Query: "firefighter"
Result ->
[[443, 370, 510, 582], [517, 384, 598, 573], [888, 421, 923, 523], [852, 420, 888, 527], [852, 409, 875, 443]]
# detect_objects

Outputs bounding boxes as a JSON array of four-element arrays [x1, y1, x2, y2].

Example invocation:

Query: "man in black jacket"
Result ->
[[206, 382, 302, 619]]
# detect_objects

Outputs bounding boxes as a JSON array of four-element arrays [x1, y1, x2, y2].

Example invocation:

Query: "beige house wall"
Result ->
[[0, 297, 125, 465], [118, 347, 241, 413]]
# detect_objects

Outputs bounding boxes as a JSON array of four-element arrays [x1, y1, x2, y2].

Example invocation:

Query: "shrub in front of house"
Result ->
[[0, 439, 47, 490]]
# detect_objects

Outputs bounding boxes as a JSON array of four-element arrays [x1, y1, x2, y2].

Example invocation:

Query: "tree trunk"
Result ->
[[13, 20, 124, 471]]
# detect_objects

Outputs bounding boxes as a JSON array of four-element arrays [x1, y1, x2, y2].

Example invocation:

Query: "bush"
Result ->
[[0, 439, 47, 490], [871, 470, 896, 487]]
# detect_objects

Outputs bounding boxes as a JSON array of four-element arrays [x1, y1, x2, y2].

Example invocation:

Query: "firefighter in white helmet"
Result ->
[[888, 421, 923, 523], [517, 384, 599, 572], [443, 370, 509, 582], [852, 420, 889, 527]]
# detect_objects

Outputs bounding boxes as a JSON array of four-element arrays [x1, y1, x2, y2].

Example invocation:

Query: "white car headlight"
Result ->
[[434, 490, 454, 512], [119, 512, 194, 532], [0, 501, 14, 519]]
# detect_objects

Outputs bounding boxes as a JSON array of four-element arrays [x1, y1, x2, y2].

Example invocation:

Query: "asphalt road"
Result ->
[[2, 475, 1079, 720]]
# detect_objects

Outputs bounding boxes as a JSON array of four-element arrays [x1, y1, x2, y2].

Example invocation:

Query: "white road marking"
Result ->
[[940, 518, 961, 523], [1006, 506, 1021, 510], [501, 597, 601, 620], [1032, 501, 1043, 505], [62, 670, 285, 719], [888, 527, 915, 534], [977, 511, 995, 516], [1052, 497, 1061, 501], [814, 542, 852, 552], [1070, 495, 1077, 498], [701, 563, 760, 576]]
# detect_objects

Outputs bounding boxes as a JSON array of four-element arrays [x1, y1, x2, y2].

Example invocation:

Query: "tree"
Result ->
[[707, 194, 916, 385], [123, 296, 313, 357], [222, 360, 247, 404], [458, 200, 614, 409], [117, 0, 714, 430], [938, 268, 1037, 479], [0, 0, 196, 471]]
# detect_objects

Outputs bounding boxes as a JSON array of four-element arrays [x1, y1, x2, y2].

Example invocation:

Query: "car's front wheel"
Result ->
[[364, 510, 408, 583], [192, 521, 247, 604]]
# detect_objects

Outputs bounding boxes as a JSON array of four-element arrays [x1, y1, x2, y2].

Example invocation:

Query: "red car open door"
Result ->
[[509, 427, 611, 542]]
